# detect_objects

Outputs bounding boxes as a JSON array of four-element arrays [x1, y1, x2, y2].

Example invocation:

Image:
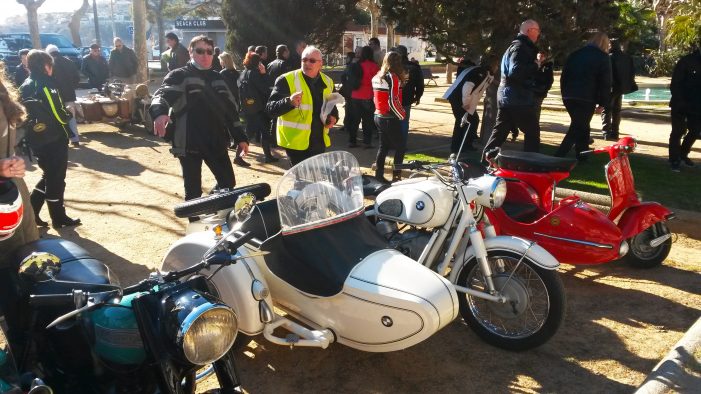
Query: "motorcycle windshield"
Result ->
[[277, 151, 364, 234]]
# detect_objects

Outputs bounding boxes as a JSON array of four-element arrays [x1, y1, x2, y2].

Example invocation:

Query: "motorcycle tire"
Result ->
[[625, 222, 672, 269], [455, 249, 566, 351], [173, 184, 271, 218]]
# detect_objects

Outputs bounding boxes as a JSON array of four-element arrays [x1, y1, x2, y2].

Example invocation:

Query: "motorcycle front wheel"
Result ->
[[625, 222, 672, 268], [456, 249, 565, 351]]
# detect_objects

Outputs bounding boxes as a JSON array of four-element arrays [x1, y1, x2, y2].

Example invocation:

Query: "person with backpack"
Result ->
[[347, 46, 379, 148], [239, 52, 279, 163], [338, 50, 357, 133]]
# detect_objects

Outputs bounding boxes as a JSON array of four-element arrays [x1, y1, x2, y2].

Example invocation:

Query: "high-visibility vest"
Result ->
[[277, 70, 333, 150]]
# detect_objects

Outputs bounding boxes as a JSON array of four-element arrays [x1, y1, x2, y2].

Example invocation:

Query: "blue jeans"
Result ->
[[400, 105, 411, 141]]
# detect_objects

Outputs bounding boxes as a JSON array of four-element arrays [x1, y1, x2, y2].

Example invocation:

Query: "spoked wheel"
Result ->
[[456, 249, 565, 351], [625, 222, 672, 268]]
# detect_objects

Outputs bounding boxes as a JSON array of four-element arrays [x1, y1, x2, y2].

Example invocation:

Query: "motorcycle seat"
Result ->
[[497, 150, 577, 173], [13, 238, 117, 288], [260, 213, 388, 297], [362, 174, 390, 198]]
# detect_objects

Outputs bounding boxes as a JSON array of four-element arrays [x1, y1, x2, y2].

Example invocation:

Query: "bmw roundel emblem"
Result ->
[[416, 201, 425, 211]]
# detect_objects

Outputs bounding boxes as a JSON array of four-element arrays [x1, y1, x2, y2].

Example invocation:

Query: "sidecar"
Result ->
[[163, 152, 459, 352]]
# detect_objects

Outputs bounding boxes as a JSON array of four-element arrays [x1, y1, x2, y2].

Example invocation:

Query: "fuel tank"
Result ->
[[375, 177, 454, 228]]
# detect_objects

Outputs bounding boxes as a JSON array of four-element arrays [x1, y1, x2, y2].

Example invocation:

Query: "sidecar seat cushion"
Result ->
[[498, 150, 577, 173], [260, 213, 388, 297], [13, 238, 115, 286]]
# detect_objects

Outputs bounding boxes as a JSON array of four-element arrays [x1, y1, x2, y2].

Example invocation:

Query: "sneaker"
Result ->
[[671, 162, 681, 172], [71, 141, 80, 147], [682, 157, 695, 167]]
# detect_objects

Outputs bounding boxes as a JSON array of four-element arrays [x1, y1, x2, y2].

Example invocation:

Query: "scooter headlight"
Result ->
[[472, 175, 507, 209], [179, 304, 238, 365]]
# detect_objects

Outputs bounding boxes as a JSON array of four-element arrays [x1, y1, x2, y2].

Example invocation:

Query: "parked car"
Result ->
[[0, 33, 82, 68]]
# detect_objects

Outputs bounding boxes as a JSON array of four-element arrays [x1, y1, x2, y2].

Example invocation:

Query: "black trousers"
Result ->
[[482, 106, 540, 159], [450, 100, 479, 154], [555, 100, 596, 158], [669, 109, 701, 164], [32, 140, 68, 202], [286, 146, 326, 167], [178, 150, 236, 201], [245, 110, 274, 156], [602, 94, 623, 136], [347, 98, 376, 145], [374, 116, 406, 179]]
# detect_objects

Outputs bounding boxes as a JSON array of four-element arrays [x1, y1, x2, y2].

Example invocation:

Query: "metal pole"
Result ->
[[92, 0, 101, 46], [110, 0, 117, 42]]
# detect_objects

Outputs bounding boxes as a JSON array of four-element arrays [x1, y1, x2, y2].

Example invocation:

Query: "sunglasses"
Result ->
[[302, 58, 320, 64], [194, 48, 214, 55]]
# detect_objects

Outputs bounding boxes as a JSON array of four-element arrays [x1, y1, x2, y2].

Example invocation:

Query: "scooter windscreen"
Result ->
[[277, 151, 364, 234]]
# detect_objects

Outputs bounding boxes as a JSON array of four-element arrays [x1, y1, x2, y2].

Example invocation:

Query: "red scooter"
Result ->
[[482, 137, 674, 268]]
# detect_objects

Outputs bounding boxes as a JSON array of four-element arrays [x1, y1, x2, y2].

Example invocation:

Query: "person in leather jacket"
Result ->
[[19, 50, 81, 229], [150, 35, 249, 204], [668, 43, 701, 172]]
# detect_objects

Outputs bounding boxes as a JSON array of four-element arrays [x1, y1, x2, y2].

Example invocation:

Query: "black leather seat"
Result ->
[[497, 150, 577, 173], [14, 238, 116, 288], [362, 174, 390, 197]]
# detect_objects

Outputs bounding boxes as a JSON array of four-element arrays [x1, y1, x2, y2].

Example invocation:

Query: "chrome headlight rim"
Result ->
[[178, 302, 238, 365], [490, 178, 507, 209]]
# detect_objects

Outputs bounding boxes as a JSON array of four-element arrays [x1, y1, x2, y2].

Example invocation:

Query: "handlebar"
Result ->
[[394, 160, 431, 171], [29, 293, 76, 307]]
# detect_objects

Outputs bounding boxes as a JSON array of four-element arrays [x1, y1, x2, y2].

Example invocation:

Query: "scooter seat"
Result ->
[[497, 150, 577, 173], [13, 238, 117, 288]]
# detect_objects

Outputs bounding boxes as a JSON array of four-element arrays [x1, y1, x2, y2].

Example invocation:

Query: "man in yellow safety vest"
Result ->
[[266, 46, 339, 166]]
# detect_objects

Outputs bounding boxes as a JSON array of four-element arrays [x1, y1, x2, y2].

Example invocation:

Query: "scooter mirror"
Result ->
[[18, 252, 61, 282], [234, 192, 257, 223]]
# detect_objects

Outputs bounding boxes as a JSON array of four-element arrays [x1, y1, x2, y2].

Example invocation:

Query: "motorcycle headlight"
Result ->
[[179, 304, 238, 365], [471, 175, 507, 209]]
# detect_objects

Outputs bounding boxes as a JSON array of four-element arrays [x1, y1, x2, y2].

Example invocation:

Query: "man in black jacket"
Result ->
[[150, 35, 249, 203], [166, 32, 190, 71], [267, 45, 289, 82], [13, 49, 30, 87], [46, 44, 81, 145], [81, 44, 109, 90], [109, 37, 138, 84], [395, 45, 424, 143], [555, 32, 612, 160], [602, 38, 636, 140], [482, 19, 542, 160], [668, 43, 701, 172], [20, 50, 80, 229]]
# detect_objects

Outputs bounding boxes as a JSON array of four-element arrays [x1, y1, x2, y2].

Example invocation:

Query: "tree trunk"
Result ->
[[133, 0, 148, 82], [68, 0, 89, 47], [480, 68, 500, 145], [157, 13, 166, 70], [27, 5, 41, 48], [92, 0, 101, 46]]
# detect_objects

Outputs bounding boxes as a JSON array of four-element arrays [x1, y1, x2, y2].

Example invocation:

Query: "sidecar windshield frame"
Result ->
[[276, 151, 365, 235]]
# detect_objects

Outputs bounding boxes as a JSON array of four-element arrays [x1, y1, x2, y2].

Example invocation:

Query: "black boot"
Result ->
[[29, 191, 48, 227], [47, 200, 81, 229]]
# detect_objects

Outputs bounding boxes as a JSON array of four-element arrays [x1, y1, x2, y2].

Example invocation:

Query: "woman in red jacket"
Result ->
[[372, 52, 406, 182]]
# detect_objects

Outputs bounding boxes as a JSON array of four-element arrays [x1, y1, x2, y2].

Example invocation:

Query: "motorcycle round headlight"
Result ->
[[180, 304, 238, 365], [491, 178, 507, 209]]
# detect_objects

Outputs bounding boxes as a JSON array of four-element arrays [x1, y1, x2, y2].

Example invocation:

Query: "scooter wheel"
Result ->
[[625, 222, 672, 269], [455, 249, 566, 351]]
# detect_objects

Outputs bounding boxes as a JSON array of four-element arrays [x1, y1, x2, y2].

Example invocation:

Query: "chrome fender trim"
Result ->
[[448, 236, 560, 284], [533, 232, 615, 249]]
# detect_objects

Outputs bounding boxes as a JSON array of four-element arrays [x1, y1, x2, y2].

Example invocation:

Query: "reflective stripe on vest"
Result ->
[[277, 70, 333, 150]]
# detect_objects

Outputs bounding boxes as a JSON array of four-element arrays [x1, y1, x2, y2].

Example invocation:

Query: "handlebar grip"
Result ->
[[29, 293, 75, 307], [226, 231, 254, 253]]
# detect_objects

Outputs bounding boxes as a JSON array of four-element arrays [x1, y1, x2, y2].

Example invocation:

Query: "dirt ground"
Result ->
[[18, 79, 701, 393]]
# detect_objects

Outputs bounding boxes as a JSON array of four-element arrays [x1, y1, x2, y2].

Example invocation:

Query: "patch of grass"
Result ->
[[405, 145, 701, 212]]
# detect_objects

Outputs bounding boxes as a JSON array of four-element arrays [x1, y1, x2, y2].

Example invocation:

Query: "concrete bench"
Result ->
[[421, 68, 439, 86]]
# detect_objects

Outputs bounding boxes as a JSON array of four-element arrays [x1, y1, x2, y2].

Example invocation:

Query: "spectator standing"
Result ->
[[481, 19, 543, 159], [602, 38, 637, 140], [445, 56, 497, 155], [46, 44, 81, 146], [555, 32, 612, 160], [109, 37, 138, 84], [19, 50, 80, 229], [266, 45, 289, 82], [668, 43, 701, 172], [239, 53, 279, 164], [338, 51, 357, 132], [255, 46, 268, 63], [283, 40, 306, 74], [166, 32, 190, 71], [211, 47, 223, 72], [219, 51, 244, 152], [368, 37, 384, 65], [372, 52, 407, 183], [347, 46, 379, 149], [266, 46, 338, 166], [0, 61, 39, 264], [150, 36, 249, 204], [395, 45, 424, 141], [14, 49, 30, 87], [532, 49, 554, 125], [81, 44, 109, 90]]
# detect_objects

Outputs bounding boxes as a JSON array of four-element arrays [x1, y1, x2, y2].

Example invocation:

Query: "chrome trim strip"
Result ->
[[533, 232, 614, 249], [649, 233, 672, 248]]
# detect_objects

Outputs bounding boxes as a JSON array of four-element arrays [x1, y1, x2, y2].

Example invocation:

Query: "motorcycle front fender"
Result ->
[[448, 235, 560, 284], [616, 202, 674, 240]]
